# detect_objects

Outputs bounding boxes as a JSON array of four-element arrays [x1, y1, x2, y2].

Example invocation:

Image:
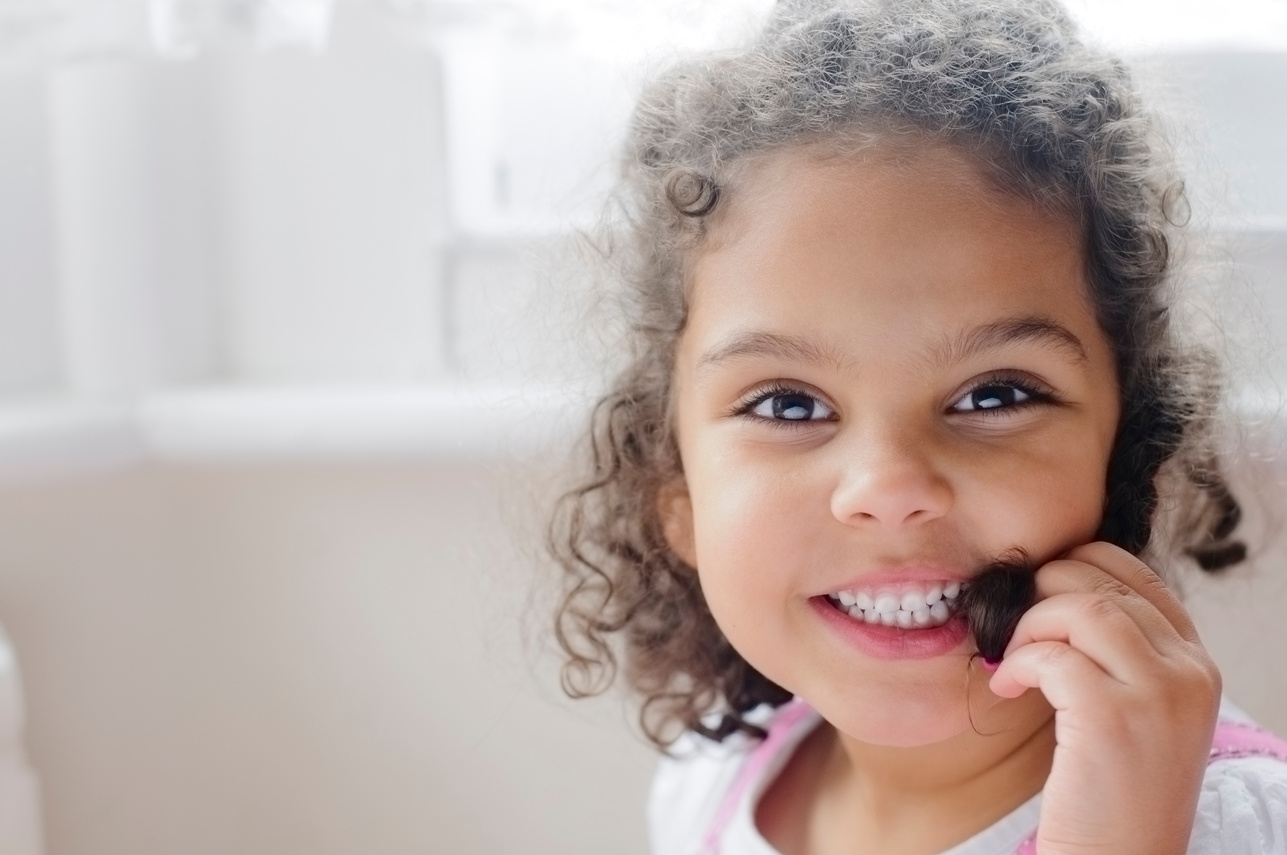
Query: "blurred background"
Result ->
[[0, 1, 1284, 853]]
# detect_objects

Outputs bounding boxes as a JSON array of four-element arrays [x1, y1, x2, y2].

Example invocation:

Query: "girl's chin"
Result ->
[[810, 686, 1048, 751], [802, 685, 1004, 748]]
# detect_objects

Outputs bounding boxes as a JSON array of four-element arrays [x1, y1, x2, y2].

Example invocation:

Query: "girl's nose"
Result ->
[[829, 434, 954, 528]]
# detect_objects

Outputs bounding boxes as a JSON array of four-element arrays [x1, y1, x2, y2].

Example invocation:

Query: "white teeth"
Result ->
[[826, 579, 965, 631], [874, 593, 901, 615], [833, 582, 963, 610]]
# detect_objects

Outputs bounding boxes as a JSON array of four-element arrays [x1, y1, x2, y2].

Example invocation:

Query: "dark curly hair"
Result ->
[[549, 0, 1246, 751]]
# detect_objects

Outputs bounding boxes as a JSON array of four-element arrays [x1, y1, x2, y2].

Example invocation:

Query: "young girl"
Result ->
[[549, 0, 1287, 852]]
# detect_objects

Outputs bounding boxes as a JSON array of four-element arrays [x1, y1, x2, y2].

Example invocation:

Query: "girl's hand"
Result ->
[[988, 542, 1221, 855]]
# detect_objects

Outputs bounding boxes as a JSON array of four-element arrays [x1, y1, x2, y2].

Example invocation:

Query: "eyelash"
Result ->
[[953, 373, 1058, 416], [732, 373, 1057, 426], [733, 382, 836, 428]]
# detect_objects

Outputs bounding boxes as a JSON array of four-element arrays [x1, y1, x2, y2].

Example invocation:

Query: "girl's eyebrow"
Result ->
[[695, 315, 1088, 379], [695, 331, 848, 378], [930, 315, 1089, 369]]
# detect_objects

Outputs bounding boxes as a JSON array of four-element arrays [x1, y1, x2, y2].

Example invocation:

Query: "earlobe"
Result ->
[[657, 479, 698, 569]]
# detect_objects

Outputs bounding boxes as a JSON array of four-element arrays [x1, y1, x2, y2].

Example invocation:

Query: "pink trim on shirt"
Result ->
[[700, 701, 814, 855], [1209, 719, 1287, 764]]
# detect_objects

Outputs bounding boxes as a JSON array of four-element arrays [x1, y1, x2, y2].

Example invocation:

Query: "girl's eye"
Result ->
[[950, 382, 1037, 413], [746, 390, 834, 422]]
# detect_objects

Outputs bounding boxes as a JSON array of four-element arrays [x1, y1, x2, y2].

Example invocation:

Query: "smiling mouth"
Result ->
[[823, 580, 967, 629]]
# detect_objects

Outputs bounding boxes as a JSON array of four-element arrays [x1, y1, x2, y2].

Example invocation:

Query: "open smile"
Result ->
[[823, 580, 967, 629], [811, 591, 972, 660]]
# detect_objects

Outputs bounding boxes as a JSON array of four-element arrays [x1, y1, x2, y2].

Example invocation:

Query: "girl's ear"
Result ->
[[657, 478, 698, 569]]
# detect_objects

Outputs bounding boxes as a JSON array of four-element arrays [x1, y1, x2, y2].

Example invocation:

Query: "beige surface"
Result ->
[[0, 455, 1284, 855], [0, 462, 654, 855]]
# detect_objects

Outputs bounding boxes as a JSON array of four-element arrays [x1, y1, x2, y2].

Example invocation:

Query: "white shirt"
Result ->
[[648, 699, 1287, 855]]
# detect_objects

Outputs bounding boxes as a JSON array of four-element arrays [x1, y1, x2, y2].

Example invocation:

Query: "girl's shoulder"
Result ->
[[647, 701, 821, 855], [1188, 700, 1287, 854], [647, 730, 745, 855], [1192, 756, 1287, 853]]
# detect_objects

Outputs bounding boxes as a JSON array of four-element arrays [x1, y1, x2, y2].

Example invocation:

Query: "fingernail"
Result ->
[[980, 657, 1001, 672]]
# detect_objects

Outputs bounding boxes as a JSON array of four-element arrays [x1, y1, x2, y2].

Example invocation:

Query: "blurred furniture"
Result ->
[[0, 623, 40, 855]]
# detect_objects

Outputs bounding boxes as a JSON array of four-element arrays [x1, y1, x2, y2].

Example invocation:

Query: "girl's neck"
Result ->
[[759, 694, 1056, 855]]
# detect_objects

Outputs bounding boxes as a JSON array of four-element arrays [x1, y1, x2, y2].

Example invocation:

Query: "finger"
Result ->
[[989, 640, 1114, 709], [1002, 592, 1159, 683], [1062, 542, 1200, 643], [1031, 558, 1189, 657]]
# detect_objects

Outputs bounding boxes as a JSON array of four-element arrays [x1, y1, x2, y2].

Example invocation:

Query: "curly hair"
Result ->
[[548, 0, 1246, 751]]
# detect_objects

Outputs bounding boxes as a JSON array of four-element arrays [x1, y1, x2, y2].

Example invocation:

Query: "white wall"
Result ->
[[0, 71, 61, 398], [216, 32, 450, 384]]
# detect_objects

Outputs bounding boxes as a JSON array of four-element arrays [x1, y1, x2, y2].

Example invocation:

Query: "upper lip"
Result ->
[[820, 565, 972, 596]]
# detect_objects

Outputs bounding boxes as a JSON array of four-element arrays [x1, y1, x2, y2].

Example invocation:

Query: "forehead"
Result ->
[[684, 141, 1104, 370], [704, 139, 1079, 262]]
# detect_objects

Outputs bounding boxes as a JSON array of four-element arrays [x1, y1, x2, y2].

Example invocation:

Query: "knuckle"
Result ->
[[1077, 594, 1124, 625], [1208, 659, 1224, 695], [1159, 654, 1221, 706], [1189, 652, 1223, 696], [1039, 641, 1077, 670], [1088, 575, 1134, 601], [1133, 564, 1172, 598]]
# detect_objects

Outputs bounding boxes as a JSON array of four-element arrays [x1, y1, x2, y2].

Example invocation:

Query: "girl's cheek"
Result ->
[[692, 466, 820, 581], [967, 451, 1106, 557]]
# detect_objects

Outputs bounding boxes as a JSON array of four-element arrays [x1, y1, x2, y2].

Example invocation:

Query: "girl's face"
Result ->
[[663, 142, 1121, 746]]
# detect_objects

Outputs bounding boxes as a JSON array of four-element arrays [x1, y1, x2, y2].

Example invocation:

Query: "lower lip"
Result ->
[[809, 596, 970, 660]]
